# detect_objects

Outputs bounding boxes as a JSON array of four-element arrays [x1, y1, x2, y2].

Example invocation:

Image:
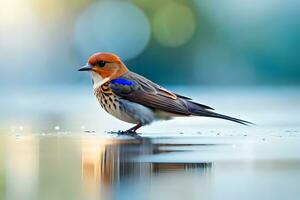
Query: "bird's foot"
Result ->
[[119, 129, 143, 139], [107, 130, 137, 135], [117, 129, 137, 136], [108, 123, 143, 139]]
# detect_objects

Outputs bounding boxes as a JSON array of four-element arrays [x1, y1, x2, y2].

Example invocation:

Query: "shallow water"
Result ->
[[0, 131, 300, 200], [1, 86, 300, 199]]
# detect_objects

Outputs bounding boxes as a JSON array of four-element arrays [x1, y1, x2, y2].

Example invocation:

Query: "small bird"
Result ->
[[78, 52, 252, 133]]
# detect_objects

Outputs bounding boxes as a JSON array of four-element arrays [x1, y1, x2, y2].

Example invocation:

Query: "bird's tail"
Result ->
[[188, 102, 253, 126]]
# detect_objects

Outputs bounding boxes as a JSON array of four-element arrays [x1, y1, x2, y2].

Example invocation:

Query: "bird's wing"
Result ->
[[132, 72, 214, 109], [109, 72, 192, 115], [127, 72, 214, 110], [109, 72, 253, 125]]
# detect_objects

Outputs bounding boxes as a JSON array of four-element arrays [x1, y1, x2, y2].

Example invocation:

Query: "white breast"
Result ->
[[90, 71, 109, 90]]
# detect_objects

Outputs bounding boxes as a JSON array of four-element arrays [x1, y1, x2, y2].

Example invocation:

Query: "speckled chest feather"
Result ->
[[94, 82, 146, 124], [94, 81, 158, 125], [94, 82, 119, 113]]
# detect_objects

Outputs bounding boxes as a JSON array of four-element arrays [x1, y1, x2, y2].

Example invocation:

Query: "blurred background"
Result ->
[[1, 0, 300, 87], [0, 0, 300, 130]]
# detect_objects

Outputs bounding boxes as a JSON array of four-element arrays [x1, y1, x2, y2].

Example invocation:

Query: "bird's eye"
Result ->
[[98, 61, 106, 67]]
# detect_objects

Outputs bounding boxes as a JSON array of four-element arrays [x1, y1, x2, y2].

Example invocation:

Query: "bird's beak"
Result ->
[[78, 64, 92, 71]]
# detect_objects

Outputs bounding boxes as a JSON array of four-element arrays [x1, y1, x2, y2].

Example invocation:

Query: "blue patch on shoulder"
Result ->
[[110, 78, 135, 86]]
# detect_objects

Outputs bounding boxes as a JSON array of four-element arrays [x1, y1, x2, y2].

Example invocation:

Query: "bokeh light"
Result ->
[[0, 0, 299, 87], [74, 1, 151, 61], [152, 2, 196, 47]]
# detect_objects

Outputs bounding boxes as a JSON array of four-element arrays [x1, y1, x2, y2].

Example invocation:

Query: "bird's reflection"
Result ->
[[81, 136, 212, 199]]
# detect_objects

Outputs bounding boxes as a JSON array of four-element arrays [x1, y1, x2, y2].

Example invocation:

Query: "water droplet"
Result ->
[[54, 126, 60, 131], [80, 125, 86, 130], [19, 126, 24, 131]]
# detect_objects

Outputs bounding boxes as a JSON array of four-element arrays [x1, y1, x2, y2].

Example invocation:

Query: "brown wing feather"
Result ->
[[111, 72, 215, 115], [124, 89, 191, 115], [125, 72, 214, 109], [125, 72, 177, 98], [110, 72, 190, 115]]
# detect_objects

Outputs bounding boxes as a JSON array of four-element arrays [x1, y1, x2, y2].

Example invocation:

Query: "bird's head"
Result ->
[[78, 52, 129, 88]]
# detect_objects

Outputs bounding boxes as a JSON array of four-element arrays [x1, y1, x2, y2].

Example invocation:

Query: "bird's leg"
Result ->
[[126, 123, 143, 133], [116, 123, 143, 136], [118, 123, 142, 135]]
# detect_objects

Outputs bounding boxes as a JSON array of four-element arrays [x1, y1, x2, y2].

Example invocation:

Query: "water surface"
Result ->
[[0, 131, 300, 200]]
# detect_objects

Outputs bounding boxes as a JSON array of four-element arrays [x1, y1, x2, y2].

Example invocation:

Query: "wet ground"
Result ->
[[0, 131, 300, 200], [0, 86, 300, 200]]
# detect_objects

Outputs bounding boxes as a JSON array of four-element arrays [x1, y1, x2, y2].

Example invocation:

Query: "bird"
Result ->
[[78, 52, 253, 134]]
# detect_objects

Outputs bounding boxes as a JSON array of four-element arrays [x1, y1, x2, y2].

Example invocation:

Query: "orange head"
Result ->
[[78, 52, 129, 87]]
